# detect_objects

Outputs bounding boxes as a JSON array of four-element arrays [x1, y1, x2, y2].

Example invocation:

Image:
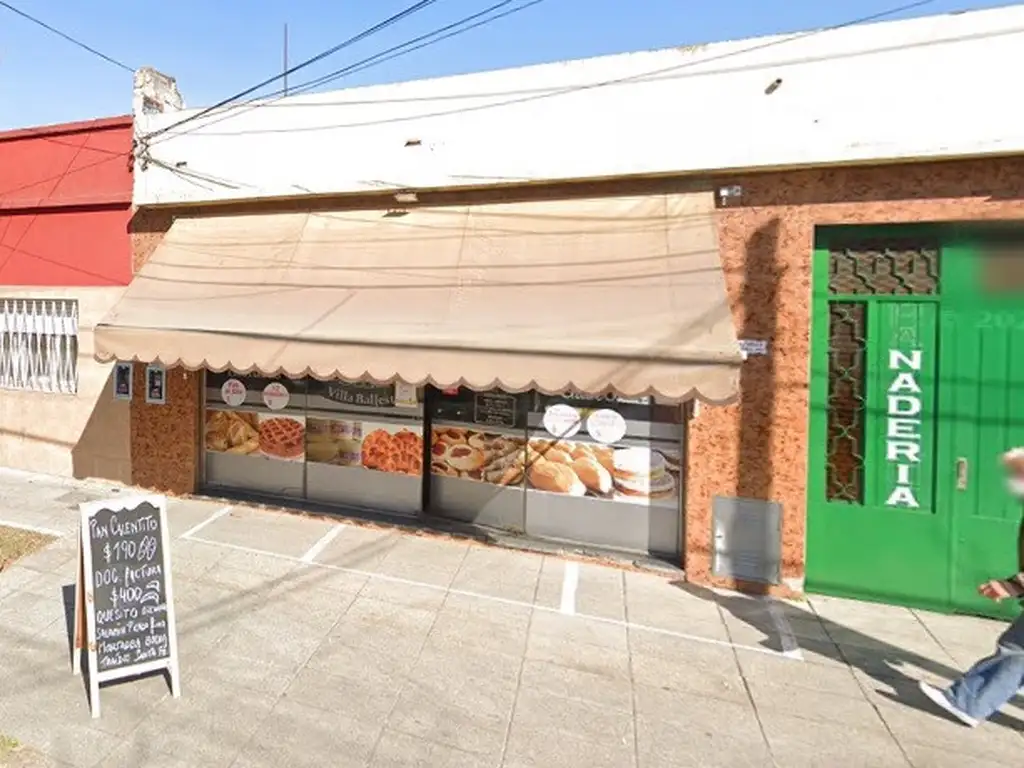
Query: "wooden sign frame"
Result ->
[[72, 494, 181, 718]]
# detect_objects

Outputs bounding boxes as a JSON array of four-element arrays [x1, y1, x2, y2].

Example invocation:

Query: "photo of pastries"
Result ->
[[205, 409, 260, 455], [306, 418, 424, 476], [362, 426, 423, 476], [431, 427, 527, 485], [204, 409, 306, 462], [430, 427, 681, 507]]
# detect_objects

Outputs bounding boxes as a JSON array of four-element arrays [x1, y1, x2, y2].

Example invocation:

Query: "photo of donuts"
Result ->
[[430, 426, 681, 507]]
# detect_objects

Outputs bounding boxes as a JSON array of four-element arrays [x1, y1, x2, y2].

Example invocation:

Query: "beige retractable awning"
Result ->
[[95, 192, 741, 402]]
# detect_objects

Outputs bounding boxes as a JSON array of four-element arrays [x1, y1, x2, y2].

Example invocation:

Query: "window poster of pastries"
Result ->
[[306, 418, 424, 476], [430, 427, 682, 506], [431, 427, 527, 486], [205, 409, 307, 462], [525, 437, 682, 508]]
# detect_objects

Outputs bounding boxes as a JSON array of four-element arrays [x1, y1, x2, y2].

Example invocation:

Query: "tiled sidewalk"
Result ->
[[0, 468, 1020, 767]]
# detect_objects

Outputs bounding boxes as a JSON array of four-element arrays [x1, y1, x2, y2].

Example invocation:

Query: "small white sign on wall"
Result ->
[[738, 339, 769, 357], [113, 362, 132, 402], [145, 364, 166, 405]]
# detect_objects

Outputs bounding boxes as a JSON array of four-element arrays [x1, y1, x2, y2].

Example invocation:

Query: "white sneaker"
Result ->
[[919, 680, 980, 728]]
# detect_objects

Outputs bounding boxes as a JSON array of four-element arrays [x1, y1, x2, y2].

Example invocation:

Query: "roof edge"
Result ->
[[0, 115, 133, 143]]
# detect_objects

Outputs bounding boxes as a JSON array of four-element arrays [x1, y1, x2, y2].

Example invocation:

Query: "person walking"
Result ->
[[918, 448, 1024, 727]]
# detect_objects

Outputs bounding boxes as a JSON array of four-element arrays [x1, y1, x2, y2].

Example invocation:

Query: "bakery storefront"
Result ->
[[95, 190, 741, 558]]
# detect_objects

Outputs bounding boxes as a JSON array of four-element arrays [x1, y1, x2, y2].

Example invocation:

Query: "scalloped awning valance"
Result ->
[[94, 191, 741, 402]]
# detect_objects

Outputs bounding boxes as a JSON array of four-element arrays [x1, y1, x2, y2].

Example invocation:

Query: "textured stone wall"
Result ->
[[128, 208, 201, 494]]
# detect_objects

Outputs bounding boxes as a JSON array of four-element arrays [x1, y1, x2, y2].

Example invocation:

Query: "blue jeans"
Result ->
[[946, 611, 1024, 721]]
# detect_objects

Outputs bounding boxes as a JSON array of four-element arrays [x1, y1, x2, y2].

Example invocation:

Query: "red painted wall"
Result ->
[[0, 116, 134, 286]]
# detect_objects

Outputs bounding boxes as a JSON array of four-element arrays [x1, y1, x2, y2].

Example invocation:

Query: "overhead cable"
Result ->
[[0, 0, 133, 72], [150, 0, 939, 141], [144, 0, 444, 141], [147, 0, 549, 145]]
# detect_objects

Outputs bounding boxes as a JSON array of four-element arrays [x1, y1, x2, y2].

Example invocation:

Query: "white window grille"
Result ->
[[0, 299, 79, 394]]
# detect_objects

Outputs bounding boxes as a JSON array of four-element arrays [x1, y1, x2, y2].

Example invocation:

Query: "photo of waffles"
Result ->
[[431, 426, 681, 506], [205, 409, 260, 455], [361, 427, 424, 476], [257, 415, 306, 461]]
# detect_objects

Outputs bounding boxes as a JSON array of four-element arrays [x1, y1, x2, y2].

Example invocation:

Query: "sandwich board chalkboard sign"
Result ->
[[71, 494, 181, 718]]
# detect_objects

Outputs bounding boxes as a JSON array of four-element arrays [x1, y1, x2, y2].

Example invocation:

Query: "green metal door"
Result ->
[[936, 239, 1024, 619], [806, 232, 948, 609], [808, 227, 1024, 616]]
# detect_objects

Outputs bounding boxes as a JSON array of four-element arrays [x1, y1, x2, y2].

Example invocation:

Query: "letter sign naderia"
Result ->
[[885, 350, 923, 508]]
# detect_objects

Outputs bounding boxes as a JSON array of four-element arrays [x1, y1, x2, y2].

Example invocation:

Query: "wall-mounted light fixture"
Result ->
[[717, 185, 744, 206]]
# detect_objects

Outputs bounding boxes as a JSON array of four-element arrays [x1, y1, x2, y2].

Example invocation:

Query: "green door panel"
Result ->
[[937, 241, 1024, 619], [806, 298, 947, 609]]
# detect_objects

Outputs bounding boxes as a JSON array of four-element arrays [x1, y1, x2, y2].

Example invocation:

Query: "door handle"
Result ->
[[956, 458, 969, 491]]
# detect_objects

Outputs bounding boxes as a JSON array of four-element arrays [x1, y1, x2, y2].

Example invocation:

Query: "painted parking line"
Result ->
[[183, 534, 803, 662], [0, 519, 65, 538], [178, 505, 233, 540], [300, 523, 346, 563], [767, 599, 804, 660], [559, 561, 579, 615]]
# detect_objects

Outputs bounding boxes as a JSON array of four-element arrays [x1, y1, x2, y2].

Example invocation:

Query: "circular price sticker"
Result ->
[[262, 382, 290, 411], [221, 378, 247, 407], [542, 403, 582, 439], [586, 408, 627, 445]]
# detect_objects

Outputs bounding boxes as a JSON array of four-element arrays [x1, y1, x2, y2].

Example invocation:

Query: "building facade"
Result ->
[[0, 116, 134, 481], [103, 6, 1024, 614], [692, 157, 1024, 618]]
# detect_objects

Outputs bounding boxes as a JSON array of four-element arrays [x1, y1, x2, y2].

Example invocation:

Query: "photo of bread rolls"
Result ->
[[429, 425, 680, 508], [571, 455, 613, 494], [543, 447, 574, 465], [528, 461, 586, 496]]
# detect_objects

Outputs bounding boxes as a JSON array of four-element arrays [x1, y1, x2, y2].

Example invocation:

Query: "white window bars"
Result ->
[[0, 299, 79, 394]]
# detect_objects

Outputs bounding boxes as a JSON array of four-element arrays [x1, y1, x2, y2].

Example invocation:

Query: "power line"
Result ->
[[148, 0, 548, 146], [285, 0, 545, 98], [144, 0, 445, 141], [226, 6, 1016, 111], [149, 0, 939, 141], [0, 0, 133, 72]]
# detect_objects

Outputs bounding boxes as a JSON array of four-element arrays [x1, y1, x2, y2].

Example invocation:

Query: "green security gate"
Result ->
[[806, 226, 1024, 618]]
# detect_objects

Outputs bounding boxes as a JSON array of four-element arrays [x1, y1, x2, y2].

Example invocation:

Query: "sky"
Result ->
[[0, 0, 1015, 129]]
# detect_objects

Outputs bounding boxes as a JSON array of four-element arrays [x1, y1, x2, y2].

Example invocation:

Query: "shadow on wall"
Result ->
[[0, 364, 129, 484], [726, 217, 782, 598], [128, 207, 174, 273], [71, 367, 131, 485]]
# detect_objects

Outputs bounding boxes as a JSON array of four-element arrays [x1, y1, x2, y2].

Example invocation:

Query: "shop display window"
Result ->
[[525, 392, 683, 510], [202, 372, 425, 510], [204, 373, 308, 462], [428, 386, 684, 509], [429, 386, 531, 487], [303, 379, 424, 477], [201, 373, 684, 555]]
